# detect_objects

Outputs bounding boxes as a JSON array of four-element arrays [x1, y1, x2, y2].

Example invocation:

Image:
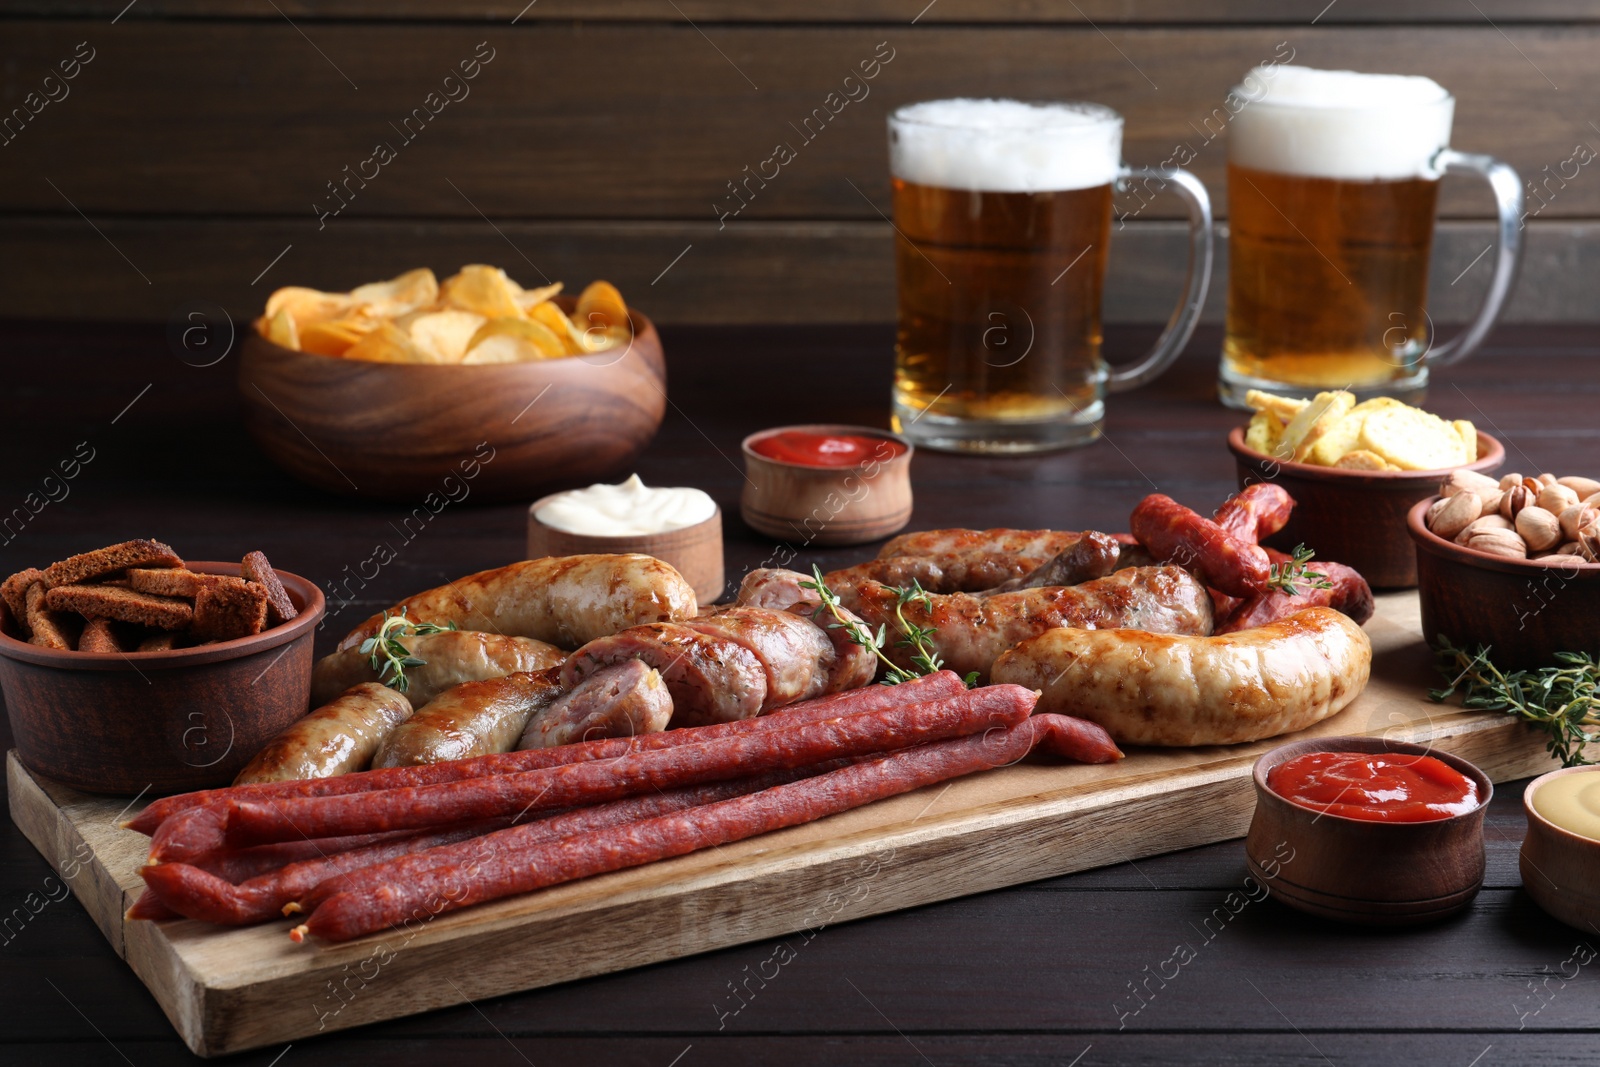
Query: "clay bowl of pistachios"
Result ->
[[1408, 471, 1600, 671]]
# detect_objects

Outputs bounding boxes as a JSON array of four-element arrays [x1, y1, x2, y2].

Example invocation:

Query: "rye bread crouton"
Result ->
[[43, 539, 183, 588], [240, 551, 297, 626], [25, 583, 77, 650], [1, 568, 44, 635], [78, 616, 124, 654], [192, 578, 269, 642], [42, 585, 193, 631], [127, 567, 208, 599]]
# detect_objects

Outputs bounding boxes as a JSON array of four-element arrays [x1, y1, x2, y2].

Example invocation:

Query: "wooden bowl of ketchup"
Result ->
[[740, 425, 913, 546], [1245, 736, 1492, 926]]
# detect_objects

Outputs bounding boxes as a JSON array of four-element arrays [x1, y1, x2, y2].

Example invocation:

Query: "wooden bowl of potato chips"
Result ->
[[1228, 390, 1503, 589], [238, 266, 665, 503]]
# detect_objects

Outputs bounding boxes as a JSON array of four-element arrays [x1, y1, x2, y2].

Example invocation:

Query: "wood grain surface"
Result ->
[[0, 320, 1597, 1065], [3, 8, 1599, 323]]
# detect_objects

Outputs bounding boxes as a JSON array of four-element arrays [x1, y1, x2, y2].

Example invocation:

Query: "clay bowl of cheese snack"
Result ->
[[0, 560, 324, 795], [1407, 496, 1600, 672], [1229, 392, 1503, 588], [240, 269, 665, 504]]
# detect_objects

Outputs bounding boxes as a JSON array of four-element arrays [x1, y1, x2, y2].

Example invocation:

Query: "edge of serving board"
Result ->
[[7, 703, 1557, 1057]]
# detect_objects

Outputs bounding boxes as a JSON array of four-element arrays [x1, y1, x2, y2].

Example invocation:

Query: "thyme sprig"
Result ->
[[1266, 542, 1335, 597], [359, 608, 458, 693], [800, 565, 977, 687], [1429, 637, 1600, 767]]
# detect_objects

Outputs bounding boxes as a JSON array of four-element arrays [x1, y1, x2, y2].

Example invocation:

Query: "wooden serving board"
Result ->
[[8, 591, 1562, 1057]]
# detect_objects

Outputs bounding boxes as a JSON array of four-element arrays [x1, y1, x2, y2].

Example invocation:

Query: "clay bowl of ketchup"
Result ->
[[1245, 736, 1492, 926], [741, 424, 913, 546]]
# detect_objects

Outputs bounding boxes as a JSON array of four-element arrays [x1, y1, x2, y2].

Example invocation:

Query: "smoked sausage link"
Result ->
[[1130, 494, 1272, 598]]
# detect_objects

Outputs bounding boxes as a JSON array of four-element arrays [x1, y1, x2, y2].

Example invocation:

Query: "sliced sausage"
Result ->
[[516, 660, 673, 749], [561, 623, 767, 727], [686, 606, 835, 708]]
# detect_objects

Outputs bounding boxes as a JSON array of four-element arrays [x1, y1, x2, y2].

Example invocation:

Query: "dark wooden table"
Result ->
[[2, 320, 1596, 1066]]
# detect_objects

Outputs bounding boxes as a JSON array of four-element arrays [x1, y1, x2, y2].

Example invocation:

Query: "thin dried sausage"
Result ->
[[125, 672, 966, 836], [149, 685, 1035, 862], [291, 713, 1115, 943]]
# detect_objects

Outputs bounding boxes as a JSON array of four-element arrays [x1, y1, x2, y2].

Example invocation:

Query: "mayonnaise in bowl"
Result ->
[[534, 474, 717, 537]]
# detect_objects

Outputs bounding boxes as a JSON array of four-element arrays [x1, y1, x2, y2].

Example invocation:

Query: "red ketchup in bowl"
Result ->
[[750, 431, 907, 468], [1268, 750, 1480, 822]]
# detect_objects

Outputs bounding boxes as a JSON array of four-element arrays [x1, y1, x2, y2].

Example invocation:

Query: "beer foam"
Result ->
[[1229, 66, 1454, 181], [889, 99, 1122, 193]]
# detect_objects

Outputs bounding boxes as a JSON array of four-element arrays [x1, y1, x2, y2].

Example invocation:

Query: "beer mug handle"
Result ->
[[1106, 165, 1215, 393], [1426, 150, 1526, 368]]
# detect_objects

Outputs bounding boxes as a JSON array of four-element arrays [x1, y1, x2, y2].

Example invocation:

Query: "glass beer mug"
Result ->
[[888, 99, 1214, 453], [1218, 66, 1525, 407]]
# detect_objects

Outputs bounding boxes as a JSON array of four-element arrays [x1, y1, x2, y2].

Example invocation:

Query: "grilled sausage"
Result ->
[[516, 660, 673, 749], [311, 630, 565, 707], [991, 607, 1372, 746], [686, 606, 836, 708], [372, 668, 563, 767], [731, 571, 882, 694], [233, 683, 413, 784], [980, 531, 1125, 592], [337, 554, 698, 652], [843, 528, 1085, 591], [561, 623, 768, 727], [834, 565, 1214, 681]]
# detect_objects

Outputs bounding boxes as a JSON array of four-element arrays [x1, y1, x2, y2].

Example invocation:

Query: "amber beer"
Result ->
[[889, 100, 1123, 453], [1220, 67, 1458, 405]]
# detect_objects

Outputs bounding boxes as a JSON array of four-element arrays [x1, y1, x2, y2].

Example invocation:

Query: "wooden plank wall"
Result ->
[[1, 2, 1597, 324]]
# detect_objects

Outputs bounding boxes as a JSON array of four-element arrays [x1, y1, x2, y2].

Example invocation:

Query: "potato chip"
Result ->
[[513, 281, 564, 312], [1280, 390, 1355, 461], [465, 318, 568, 361], [441, 265, 523, 319], [264, 286, 354, 326], [259, 266, 630, 366], [298, 317, 374, 357], [405, 309, 487, 364], [525, 301, 586, 354], [342, 321, 434, 364], [263, 309, 299, 350], [1454, 420, 1478, 462], [1334, 450, 1393, 471], [576, 280, 629, 334], [350, 268, 438, 316], [1359, 407, 1471, 471]]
